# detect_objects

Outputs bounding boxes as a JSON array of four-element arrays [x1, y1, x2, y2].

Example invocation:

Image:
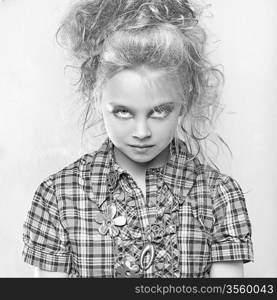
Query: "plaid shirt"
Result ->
[[22, 137, 254, 277]]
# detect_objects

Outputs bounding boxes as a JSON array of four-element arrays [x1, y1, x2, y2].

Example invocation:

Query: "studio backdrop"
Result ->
[[0, 0, 276, 277]]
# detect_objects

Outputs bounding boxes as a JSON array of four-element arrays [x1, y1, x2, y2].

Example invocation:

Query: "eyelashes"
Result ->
[[112, 109, 132, 119], [112, 105, 174, 119]]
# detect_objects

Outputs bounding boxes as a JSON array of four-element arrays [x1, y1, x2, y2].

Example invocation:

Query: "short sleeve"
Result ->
[[22, 176, 72, 273], [210, 176, 254, 263]]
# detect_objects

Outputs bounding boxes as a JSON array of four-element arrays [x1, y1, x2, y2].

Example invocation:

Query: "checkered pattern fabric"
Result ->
[[110, 166, 181, 278], [22, 137, 254, 277]]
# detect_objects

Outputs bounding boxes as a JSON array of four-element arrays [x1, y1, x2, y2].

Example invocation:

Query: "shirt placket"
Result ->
[[127, 169, 160, 277]]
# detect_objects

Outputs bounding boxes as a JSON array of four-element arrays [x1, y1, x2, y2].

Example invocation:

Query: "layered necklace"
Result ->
[[95, 166, 181, 278]]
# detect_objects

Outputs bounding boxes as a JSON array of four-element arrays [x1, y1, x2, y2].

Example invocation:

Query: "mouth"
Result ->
[[129, 145, 154, 148], [129, 145, 154, 153]]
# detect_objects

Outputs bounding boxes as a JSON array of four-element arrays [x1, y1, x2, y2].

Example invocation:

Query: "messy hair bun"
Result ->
[[57, 0, 226, 166]]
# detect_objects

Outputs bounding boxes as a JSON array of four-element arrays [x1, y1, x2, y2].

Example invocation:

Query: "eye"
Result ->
[[113, 109, 132, 119], [151, 106, 173, 119]]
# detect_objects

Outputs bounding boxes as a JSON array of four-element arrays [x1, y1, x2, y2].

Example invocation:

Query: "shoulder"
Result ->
[[37, 151, 98, 192], [185, 158, 250, 233], [187, 156, 243, 200]]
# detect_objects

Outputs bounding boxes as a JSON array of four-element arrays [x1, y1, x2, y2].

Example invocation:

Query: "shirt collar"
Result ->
[[162, 138, 197, 203], [82, 138, 111, 208], [85, 137, 198, 208]]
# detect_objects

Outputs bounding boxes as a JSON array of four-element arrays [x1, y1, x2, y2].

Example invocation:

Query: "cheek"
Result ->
[[102, 114, 129, 136]]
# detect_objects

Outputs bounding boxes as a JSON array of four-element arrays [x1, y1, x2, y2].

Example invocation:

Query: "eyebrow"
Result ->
[[108, 101, 176, 113]]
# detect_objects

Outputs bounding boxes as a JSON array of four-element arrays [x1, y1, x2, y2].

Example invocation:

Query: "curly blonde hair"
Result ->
[[57, 0, 228, 167]]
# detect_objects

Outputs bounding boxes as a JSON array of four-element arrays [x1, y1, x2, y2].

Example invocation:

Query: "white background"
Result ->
[[0, 0, 276, 277]]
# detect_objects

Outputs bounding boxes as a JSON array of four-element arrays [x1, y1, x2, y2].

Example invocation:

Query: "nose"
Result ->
[[132, 118, 151, 140]]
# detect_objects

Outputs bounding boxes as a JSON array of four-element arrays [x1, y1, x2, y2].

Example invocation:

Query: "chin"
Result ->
[[128, 154, 153, 163], [124, 151, 155, 163]]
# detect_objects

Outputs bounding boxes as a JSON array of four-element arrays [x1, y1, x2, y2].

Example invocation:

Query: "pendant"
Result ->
[[139, 243, 155, 271]]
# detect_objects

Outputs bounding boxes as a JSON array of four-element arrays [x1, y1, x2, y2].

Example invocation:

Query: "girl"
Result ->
[[22, 0, 254, 278]]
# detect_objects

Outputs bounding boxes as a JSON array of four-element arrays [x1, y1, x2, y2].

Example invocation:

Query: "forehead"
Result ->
[[102, 66, 183, 107]]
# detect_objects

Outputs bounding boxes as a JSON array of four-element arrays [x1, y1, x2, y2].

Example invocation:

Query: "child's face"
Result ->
[[101, 67, 184, 167]]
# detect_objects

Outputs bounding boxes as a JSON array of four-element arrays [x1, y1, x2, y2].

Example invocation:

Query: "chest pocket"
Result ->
[[177, 194, 214, 277]]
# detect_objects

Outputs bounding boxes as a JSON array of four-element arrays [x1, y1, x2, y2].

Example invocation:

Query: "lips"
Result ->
[[130, 145, 153, 148]]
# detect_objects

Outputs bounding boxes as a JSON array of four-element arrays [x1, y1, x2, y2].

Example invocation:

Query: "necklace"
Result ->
[[100, 167, 181, 278]]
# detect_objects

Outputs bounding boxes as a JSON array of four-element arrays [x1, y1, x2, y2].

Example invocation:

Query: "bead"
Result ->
[[127, 198, 136, 207]]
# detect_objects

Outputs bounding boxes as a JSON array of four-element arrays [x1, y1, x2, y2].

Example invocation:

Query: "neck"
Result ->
[[114, 145, 170, 177]]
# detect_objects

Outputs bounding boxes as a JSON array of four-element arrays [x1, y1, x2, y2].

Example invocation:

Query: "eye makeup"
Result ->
[[151, 103, 175, 114], [109, 102, 176, 119], [112, 108, 132, 119]]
